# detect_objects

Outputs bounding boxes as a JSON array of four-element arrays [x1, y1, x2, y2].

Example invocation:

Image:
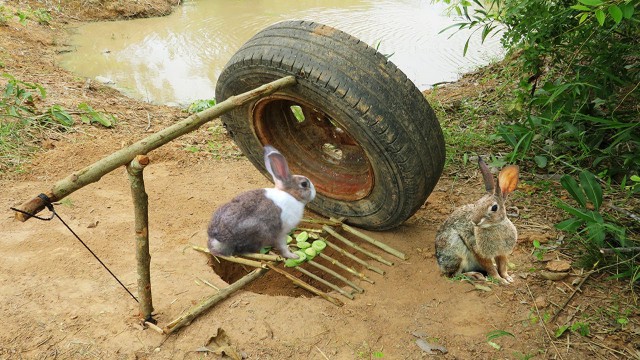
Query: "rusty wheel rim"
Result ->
[[253, 95, 374, 201]]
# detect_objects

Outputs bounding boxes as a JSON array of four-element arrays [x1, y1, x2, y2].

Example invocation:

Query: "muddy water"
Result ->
[[59, 0, 502, 106]]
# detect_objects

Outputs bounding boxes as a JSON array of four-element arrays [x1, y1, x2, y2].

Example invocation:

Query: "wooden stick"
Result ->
[[13, 76, 297, 222], [609, 203, 640, 223], [551, 271, 593, 323], [189, 244, 269, 268], [294, 227, 323, 233], [244, 253, 282, 262], [307, 260, 364, 293], [164, 267, 269, 334], [264, 263, 343, 306], [600, 247, 640, 254], [323, 226, 393, 267], [301, 218, 342, 226], [341, 224, 406, 260], [322, 238, 385, 275], [215, 256, 264, 268], [295, 266, 354, 300], [126, 155, 153, 320], [144, 321, 165, 335], [317, 253, 375, 284]]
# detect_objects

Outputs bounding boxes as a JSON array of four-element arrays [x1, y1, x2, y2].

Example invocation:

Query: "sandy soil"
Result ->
[[1, 1, 638, 359]]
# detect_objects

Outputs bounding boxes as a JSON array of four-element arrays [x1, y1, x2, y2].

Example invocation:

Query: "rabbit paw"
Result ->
[[279, 247, 299, 259], [462, 271, 486, 281]]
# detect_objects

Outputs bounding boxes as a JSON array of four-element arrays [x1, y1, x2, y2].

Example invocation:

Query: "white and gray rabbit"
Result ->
[[435, 157, 519, 285], [207, 145, 316, 259]]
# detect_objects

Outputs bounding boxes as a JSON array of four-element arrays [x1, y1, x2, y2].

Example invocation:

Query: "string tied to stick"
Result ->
[[11, 194, 140, 304]]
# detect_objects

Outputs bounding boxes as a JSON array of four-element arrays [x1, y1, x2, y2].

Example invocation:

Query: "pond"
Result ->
[[59, 0, 503, 106]]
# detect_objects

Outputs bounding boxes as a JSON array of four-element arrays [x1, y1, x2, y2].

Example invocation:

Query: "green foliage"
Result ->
[[187, 98, 216, 114], [0, 6, 12, 26], [1, 73, 116, 172], [438, 0, 640, 183], [556, 170, 639, 283], [556, 171, 626, 247], [555, 321, 591, 338], [32, 9, 52, 25], [78, 102, 115, 127]]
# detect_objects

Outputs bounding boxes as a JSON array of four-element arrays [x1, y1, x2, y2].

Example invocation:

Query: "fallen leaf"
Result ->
[[474, 284, 492, 292], [199, 328, 242, 360]]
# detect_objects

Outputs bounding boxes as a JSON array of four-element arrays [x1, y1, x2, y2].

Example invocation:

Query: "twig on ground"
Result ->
[[551, 271, 593, 323], [599, 247, 640, 254], [526, 282, 563, 360]]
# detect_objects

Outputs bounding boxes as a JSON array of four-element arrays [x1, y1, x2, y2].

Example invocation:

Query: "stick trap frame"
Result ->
[[12, 76, 406, 335]]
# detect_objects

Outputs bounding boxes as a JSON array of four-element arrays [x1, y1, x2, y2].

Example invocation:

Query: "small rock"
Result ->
[[87, 221, 99, 228], [546, 260, 571, 272], [539, 270, 569, 281], [534, 296, 548, 309], [95, 76, 115, 85]]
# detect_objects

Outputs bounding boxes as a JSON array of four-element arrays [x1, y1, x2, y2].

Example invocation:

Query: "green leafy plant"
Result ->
[[32, 8, 52, 25], [1, 73, 46, 118], [78, 102, 115, 127], [555, 321, 591, 338], [0, 6, 12, 26], [532, 239, 547, 261], [187, 98, 216, 114], [437, 0, 640, 183], [556, 171, 626, 248]]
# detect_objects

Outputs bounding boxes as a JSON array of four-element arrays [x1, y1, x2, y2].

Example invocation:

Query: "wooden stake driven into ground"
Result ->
[[126, 155, 153, 320]]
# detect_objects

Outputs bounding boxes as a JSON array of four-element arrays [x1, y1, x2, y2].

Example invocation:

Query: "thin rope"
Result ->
[[11, 195, 139, 303]]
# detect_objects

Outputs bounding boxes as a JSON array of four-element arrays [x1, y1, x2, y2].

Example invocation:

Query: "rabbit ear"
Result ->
[[498, 165, 519, 198], [478, 156, 495, 193], [264, 145, 291, 188]]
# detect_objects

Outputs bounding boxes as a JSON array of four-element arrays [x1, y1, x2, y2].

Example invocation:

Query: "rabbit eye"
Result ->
[[301, 180, 308, 188], [491, 204, 498, 212]]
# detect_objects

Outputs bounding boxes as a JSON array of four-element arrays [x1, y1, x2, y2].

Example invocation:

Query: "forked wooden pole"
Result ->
[[126, 155, 153, 320], [13, 76, 297, 221]]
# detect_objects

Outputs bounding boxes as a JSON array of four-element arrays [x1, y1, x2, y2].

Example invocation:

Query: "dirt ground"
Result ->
[[1, 1, 638, 359]]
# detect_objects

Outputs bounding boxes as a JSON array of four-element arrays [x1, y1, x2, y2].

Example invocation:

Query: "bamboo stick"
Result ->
[[214, 256, 264, 268], [295, 266, 354, 300], [14, 76, 298, 221], [322, 238, 385, 275], [301, 218, 342, 226], [126, 155, 153, 320], [307, 260, 364, 293], [244, 253, 282, 262], [164, 267, 269, 334], [190, 244, 272, 268], [317, 253, 375, 284], [341, 224, 406, 260], [323, 226, 393, 267], [264, 263, 343, 307]]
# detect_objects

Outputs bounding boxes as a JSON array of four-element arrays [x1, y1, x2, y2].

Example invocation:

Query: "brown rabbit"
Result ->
[[435, 157, 519, 285], [207, 145, 316, 259]]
